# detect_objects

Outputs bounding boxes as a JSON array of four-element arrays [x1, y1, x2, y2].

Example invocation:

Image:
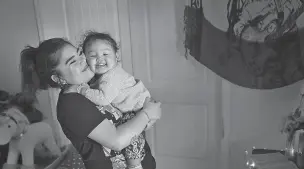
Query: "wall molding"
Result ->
[[142, 0, 152, 82], [33, 0, 44, 41], [220, 79, 232, 169], [117, 0, 134, 75]]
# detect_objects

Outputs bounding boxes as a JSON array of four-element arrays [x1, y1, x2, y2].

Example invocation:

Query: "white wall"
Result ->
[[225, 80, 302, 169], [229, 82, 301, 141], [196, 0, 304, 169], [0, 0, 53, 128], [0, 0, 38, 93]]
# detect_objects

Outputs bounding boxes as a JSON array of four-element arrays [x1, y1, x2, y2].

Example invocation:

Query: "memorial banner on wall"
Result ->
[[184, 0, 304, 89]]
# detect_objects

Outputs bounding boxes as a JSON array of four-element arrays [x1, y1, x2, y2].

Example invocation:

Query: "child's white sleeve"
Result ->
[[77, 83, 112, 106], [97, 79, 120, 104], [96, 66, 127, 104]]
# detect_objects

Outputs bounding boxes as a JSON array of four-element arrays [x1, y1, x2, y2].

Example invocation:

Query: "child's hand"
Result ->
[[77, 83, 90, 95], [142, 97, 162, 121]]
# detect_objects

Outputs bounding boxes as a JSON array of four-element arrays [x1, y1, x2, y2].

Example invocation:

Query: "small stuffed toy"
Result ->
[[0, 89, 10, 167], [0, 92, 61, 169]]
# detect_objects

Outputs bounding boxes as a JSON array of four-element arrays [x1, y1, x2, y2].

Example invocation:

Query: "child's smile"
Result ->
[[85, 40, 118, 74]]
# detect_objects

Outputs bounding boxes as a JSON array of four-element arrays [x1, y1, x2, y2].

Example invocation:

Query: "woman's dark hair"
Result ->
[[20, 38, 73, 95], [81, 31, 119, 54], [9, 92, 36, 114]]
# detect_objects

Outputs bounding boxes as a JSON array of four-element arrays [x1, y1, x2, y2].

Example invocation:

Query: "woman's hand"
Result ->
[[142, 97, 162, 121]]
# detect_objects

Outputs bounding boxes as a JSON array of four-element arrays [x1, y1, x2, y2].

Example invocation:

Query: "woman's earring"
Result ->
[[58, 79, 67, 88]]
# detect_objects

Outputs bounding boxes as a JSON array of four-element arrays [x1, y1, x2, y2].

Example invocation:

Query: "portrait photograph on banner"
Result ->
[[184, 0, 304, 89]]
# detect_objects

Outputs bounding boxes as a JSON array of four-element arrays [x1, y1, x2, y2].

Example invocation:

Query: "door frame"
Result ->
[[33, 1, 232, 168]]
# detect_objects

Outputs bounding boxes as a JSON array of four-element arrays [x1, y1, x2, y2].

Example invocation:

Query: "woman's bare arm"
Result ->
[[88, 110, 149, 151]]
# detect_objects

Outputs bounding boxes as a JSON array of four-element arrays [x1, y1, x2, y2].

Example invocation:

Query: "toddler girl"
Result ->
[[75, 32, 155, 169]]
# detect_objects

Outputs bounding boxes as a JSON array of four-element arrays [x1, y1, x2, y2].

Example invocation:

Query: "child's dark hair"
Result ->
[[20, 38, 72, 95], [81, 31, 119, 54]]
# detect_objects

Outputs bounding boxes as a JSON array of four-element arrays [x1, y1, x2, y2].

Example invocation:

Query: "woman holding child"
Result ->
[[20, 32, 161, 169]]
